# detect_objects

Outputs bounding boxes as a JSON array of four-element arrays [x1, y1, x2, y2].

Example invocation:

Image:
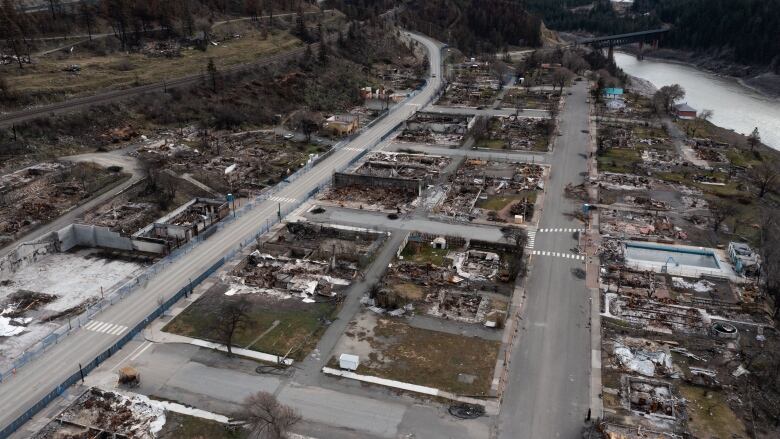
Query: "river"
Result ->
[[614, 52, 780, 150]]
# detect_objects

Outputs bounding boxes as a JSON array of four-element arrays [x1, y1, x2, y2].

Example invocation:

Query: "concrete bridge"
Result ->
[[576, 28, 670, 59]]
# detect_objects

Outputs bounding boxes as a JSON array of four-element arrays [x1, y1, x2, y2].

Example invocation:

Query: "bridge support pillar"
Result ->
[[637, 41, 644, 60], [607, 44, 614, 63]]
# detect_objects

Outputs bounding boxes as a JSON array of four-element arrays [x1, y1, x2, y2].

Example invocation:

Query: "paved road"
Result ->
[[0, 147, 143, 259], [496, 81, 592, 439], [384, 141, 550, 163], [426, 104, 549, 119], [302, 205, 513, 242], [0, 31, 443, 436]]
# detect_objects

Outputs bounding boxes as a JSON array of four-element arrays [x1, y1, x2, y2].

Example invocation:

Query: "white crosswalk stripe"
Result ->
[[537, 228, 586, 233], [342, 147, 364, 152], [530, 250, 585, 261], [84, 320, 127, 336], [525, 230, 536, 249], [269, 196, 298, 204]]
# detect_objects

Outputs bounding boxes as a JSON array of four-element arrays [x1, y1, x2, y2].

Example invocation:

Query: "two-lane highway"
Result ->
[[497, 80, 593, 439], [0, 31, 443, 436]]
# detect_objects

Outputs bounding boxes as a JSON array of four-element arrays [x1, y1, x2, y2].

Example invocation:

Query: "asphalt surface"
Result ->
[[496, 81, 592, 439], [0, 31, 443, 435], [302, 205, 511, 242], [0, 148, 144, 259], [427, 104, 549, 118], [385, 141, 550, 163]]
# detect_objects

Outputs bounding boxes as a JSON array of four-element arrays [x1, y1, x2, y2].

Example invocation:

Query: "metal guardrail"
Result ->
[[0, 39, 445, 438]]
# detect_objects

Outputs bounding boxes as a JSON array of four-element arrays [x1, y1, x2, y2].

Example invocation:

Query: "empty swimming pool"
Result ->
[[624, 242, 720, 269]]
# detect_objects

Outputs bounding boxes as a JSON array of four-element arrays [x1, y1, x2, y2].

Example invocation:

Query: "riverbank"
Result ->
[[619, 47, 780, 98], [623, 75, 778, 160]]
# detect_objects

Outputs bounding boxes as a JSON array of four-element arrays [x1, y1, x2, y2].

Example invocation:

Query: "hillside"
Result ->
[[328, 0, 543, 53]]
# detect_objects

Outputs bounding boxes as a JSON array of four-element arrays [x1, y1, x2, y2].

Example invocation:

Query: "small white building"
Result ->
[[339, 353, 359, 371]]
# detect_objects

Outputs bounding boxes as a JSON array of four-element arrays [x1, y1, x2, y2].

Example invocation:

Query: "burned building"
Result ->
[[135, 198, 228, 246]]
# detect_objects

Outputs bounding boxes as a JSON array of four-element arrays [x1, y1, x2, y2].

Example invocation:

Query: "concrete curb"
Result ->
[[321, 367, 500, 414]]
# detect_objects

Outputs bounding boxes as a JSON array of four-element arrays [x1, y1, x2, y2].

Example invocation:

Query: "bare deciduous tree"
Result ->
[[709, 199, 736, 233], [698, 109, 714, 123], [214, 296, 251, 357], [748, 127, 761, 151], [748, 162, 778, 198], [0, 0, 35, 69], [653, 84, 685, 114], [552, 67, 574, 92], [237, 391, 301, 439]]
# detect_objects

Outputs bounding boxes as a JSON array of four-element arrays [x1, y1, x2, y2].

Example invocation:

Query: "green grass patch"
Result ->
[[475, 138, 506, 149], [358, 318, 500, 396], [5, 29, 301, 99], [679, 385, 748, 439], [164, 298, 337, 362], [725, 148, 762, 168], [476, 191, 537, 211], [158, 412, 245, 439], [400, 242, 450, 266], [597, 147, 642, 174]]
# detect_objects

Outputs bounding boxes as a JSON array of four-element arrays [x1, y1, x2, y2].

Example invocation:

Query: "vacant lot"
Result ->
[[679, 385, 748, 439], [3, 29, 300, 102], [335, 313, 500, 396], [164, 286, 338, 362], [159, 412, 245, 439]]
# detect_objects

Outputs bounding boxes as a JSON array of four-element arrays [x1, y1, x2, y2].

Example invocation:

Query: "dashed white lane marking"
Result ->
[[84, 320, 127, 336], [530, 250, 585, 261], [525, 230, 536, 249], [537, 228, 585, 233], [269, 196, 298, 203]]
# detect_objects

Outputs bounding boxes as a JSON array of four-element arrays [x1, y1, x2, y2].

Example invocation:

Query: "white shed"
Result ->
[[339, 353, 360, 371], [431, 236, 447, 249]]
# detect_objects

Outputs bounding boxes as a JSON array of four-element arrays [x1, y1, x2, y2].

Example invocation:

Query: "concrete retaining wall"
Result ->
[[0, 239, 58, 280], [56, 224, 166, 254]]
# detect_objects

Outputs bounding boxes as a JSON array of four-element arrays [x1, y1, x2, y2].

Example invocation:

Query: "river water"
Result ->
[[614, 52, 780, 150]]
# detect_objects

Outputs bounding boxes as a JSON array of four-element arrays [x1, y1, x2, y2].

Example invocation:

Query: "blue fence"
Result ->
[[0, 255, 224, 439], [0, 47, 446, 438]]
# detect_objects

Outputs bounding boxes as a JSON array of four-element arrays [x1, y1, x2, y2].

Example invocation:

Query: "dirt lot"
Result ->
[[335, 312, 500, 396]]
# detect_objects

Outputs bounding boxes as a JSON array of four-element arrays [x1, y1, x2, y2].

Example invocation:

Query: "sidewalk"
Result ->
[[586, 87, 603, 420]]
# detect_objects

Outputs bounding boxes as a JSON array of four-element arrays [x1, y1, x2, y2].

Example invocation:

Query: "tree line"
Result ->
[[633, 0, 780, 68], [0, 0, 317, 61], [525, 0, 661, 36], [526, 0, 780, 69]]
